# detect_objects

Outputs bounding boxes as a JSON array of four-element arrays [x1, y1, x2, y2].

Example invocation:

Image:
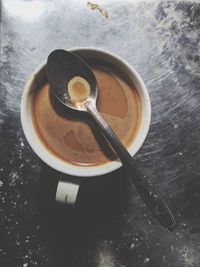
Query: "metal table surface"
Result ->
[[0, 0, 200, 266]]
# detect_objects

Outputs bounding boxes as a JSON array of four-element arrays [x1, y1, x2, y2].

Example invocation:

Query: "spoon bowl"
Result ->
[[47, 49, 97, 112]]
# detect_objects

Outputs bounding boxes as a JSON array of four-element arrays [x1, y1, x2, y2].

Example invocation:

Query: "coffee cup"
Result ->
[[21, 47, 151, 205]]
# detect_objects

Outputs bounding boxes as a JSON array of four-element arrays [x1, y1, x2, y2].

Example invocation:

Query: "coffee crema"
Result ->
[[32, 64, 141, 166], [68, 76, 90, 103]]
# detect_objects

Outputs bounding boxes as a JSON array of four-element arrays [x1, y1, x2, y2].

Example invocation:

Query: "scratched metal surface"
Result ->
[[0, 0, 200, 266]]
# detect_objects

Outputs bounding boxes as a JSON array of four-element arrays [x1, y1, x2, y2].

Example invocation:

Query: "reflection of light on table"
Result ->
[[3, 0, 45, 21], [178, 245, 196, 266], [96, 239, 119, 267]]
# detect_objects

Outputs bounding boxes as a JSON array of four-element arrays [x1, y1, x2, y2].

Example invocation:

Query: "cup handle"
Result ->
[[55, 175, 81, 206]]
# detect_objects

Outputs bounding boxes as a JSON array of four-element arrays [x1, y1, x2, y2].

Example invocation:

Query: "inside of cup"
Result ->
[[21, 48, 151, 177]]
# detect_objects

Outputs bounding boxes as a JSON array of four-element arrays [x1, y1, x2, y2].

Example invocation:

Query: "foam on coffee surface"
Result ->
[[68, 76, 90, 103], [32, 66, 141, 166]]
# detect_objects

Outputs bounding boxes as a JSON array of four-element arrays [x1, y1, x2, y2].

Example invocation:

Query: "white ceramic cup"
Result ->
[[21, 47, 151, 205]]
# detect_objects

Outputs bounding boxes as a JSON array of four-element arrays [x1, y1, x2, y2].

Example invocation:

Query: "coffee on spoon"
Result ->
[[68, 76, 91, 104]]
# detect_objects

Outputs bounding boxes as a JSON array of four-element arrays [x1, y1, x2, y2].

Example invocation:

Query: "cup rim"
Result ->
[[21, 47, 151, 177]]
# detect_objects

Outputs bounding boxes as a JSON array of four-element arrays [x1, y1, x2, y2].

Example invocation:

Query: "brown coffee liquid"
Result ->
[[32, 66, 141, 166]]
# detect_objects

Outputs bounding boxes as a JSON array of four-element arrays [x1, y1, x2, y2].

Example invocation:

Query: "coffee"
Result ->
[[32, 62, 141, 166], [68, 76, 90, 103]]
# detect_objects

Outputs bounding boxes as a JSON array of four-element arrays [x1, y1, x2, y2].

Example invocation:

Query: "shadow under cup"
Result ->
[[21, 48, 151, 178]]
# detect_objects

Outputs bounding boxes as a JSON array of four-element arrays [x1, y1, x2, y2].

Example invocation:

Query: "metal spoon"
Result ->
[[47, 49, 176, 230]]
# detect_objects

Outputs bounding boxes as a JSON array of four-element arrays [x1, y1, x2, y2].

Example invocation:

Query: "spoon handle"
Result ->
[[86, 102, 176, 230]]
